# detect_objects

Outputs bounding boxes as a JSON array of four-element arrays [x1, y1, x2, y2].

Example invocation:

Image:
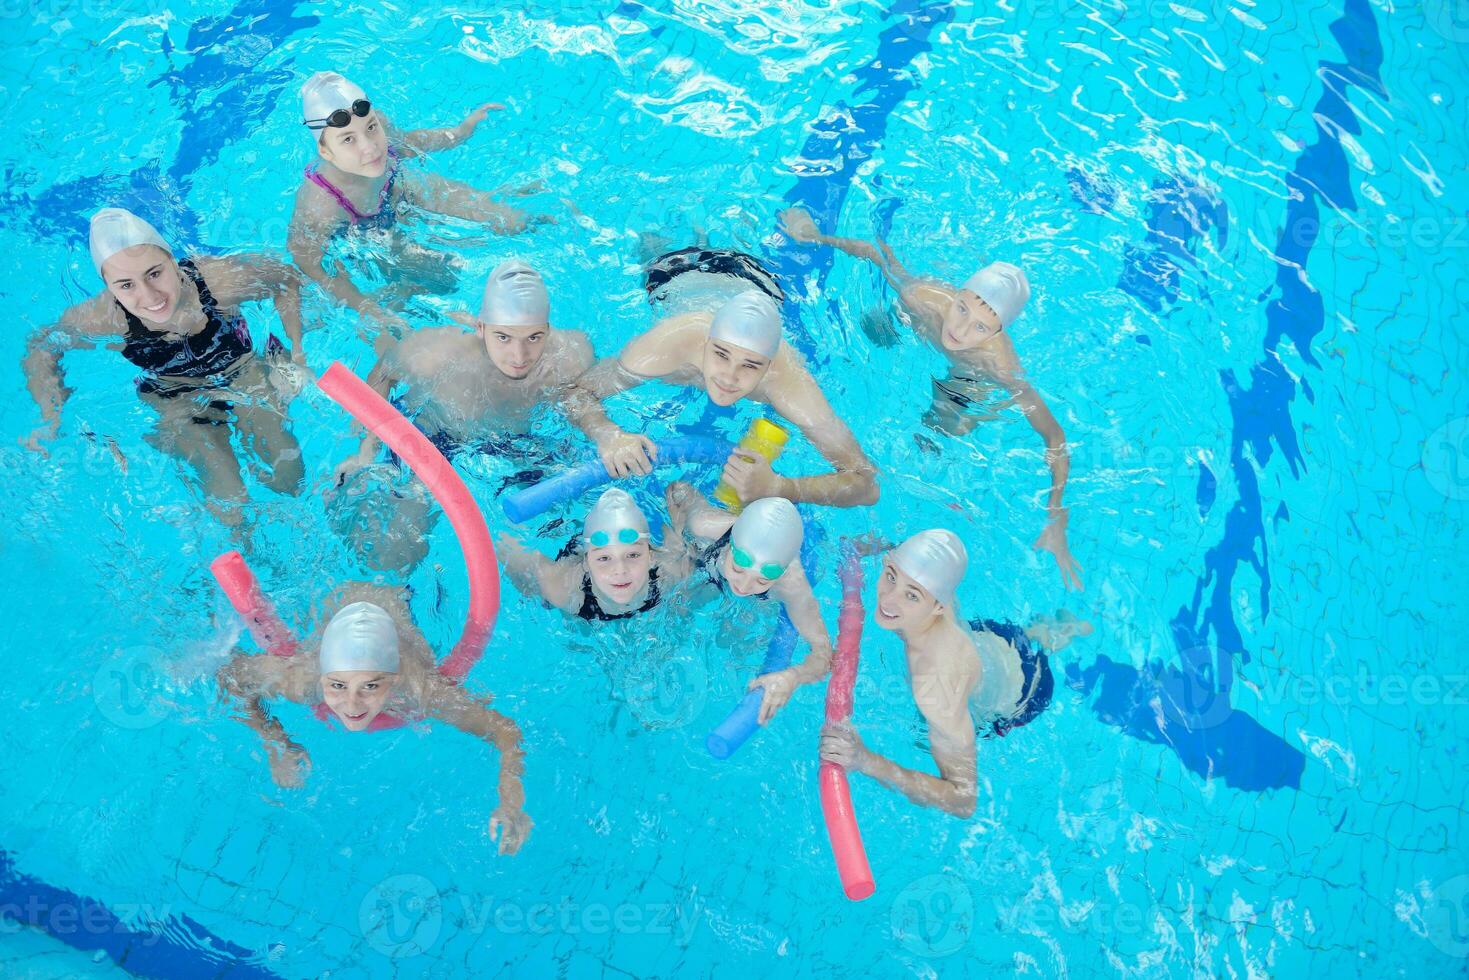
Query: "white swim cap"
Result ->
[[301, 71, 367, 127], [730, 497, 803, 570], [479, 259, 550, 326], [961, 261, 1030, 328], [890, 529, 968, 608], [89, 208, 170, 277], [319, 602, 401, 675], [583, 488, 649, 546], [709, 290, 782, 359]]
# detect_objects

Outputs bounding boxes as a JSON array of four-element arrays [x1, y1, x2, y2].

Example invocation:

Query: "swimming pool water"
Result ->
[[2, 0, 1467, 976]]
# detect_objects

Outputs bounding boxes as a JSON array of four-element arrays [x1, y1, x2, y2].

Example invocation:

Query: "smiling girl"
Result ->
[[22, 208, 308, 526]]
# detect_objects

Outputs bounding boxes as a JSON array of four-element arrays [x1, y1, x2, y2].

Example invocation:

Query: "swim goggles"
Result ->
[[305, 99, 372, 131], [731, 545, 786, 580], [587, 527, 642, 548]]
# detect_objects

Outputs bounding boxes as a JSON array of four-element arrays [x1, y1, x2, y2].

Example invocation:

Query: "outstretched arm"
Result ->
[[727, 370, 878, 507], [403, 172, 534, 234], [780, 207, 916, 289], [495, 534, 580, 614], [747, 565, 835, 725], [424, 682, 531, 855], [1006, 377, 1081, 591], [331, 344, 403, 485], [562, 319, 694, 477], [821, 716, 978, 818], [21, 300, 112, 451], [216, 652, 311, 789], [394, 102, 503, 157], [287, 189, 407, 342], [204, 254, 308, 363]]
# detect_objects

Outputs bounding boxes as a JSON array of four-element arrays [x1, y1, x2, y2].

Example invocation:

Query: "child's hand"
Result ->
[[459, 101, 505, 138]]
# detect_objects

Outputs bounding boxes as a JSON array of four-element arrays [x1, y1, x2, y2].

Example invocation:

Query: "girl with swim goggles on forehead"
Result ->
[[664, 483, 835, 725], [497, 489, 696, 623], [287, 71, 550, 343]]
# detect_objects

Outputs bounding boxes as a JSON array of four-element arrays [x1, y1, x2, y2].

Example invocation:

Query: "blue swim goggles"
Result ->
[[731, 545, 786, 580], [587, 527, 642, 548]]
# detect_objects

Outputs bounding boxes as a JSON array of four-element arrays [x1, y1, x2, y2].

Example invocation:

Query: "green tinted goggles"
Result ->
[[587, 528, 642, 548], [731, 545, 786, 580]]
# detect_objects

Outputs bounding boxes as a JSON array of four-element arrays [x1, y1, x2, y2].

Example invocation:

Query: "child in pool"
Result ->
[[818, 530, 1090, 818], [780, 208, 1080, 590], [665, 483, 835, 724], [23, 208, 308, 528], [287, 71, 545, 340], [565, 288, 879, 508], [497, 489, 695, 622], [217, 582, 532, 854]]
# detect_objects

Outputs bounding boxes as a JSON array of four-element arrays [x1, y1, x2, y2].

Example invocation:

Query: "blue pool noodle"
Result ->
[[705, 514, 826, 759], [706, 610, 798, 759], [501, 436, 733, 524]]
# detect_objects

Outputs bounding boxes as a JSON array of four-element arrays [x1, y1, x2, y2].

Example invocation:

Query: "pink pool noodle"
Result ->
[[819, 552, 875, 901], [209, 551, 298, 657], [315, 361, 499, 678]]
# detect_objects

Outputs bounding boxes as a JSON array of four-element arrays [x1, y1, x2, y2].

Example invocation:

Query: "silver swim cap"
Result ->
[[89, 208, 170, 277], [301, 71, 368, 128], [583, 488, 649, 546], [709, 290, 782, 359], [961, 261, 1030, 328], [319, 601, 401, 675], [479, 259, 550, 326], [730, 497, 803, 570], [890, 530, 968, 608]]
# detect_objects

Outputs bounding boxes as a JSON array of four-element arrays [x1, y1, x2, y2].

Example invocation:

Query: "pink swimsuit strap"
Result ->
[[303, 146, 401, 224]]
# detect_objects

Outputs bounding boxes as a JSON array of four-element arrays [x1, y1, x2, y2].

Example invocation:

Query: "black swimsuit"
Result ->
[[576, 566, 663, 622], [120, 260, 255, 398], [644, 247, 786, 304]]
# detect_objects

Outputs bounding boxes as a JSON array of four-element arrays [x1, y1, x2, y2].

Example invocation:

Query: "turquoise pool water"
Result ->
[[2, 0, 1466, 976]]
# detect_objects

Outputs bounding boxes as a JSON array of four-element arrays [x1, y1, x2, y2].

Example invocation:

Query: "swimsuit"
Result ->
[[969, 619, 1054, 738], [304, 147, 402, 229], [119, 259, 279, 417], [645, 247, 786, 304], [576, 566, 663, 622]]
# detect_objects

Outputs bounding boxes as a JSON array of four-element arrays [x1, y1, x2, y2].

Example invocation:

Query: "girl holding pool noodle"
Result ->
[[214, 363, 531, 854]]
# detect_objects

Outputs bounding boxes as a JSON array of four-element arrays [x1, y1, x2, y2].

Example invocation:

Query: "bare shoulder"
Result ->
[[901, 279, 954, 319], [56, 292, 126, 339], [397, 327, 477, 376], [547, 328, 594, 377]]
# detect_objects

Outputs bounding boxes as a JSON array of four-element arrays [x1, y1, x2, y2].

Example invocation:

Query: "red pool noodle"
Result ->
[[820, 552, 875, 901], [315, 361, 499, 679], [209, 551, 298, 657], [208, 362, 500, 733]]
